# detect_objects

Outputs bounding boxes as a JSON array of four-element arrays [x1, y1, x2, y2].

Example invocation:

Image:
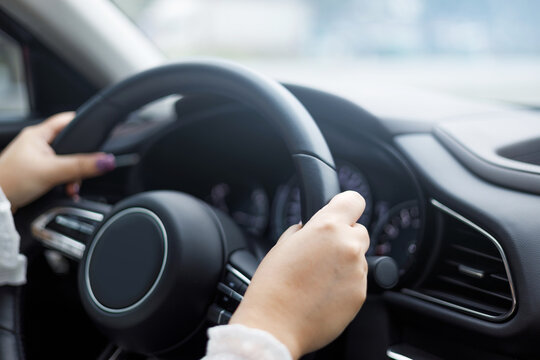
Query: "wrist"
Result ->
[[230, 307, 303, 360]]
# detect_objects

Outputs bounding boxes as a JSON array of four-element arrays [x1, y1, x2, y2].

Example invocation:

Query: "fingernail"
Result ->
[[96, 154, 116, 172], [72, 183, 80, 195]]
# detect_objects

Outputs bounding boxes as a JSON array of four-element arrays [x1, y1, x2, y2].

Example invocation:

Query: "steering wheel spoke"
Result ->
[[31, 199, 111, 260]]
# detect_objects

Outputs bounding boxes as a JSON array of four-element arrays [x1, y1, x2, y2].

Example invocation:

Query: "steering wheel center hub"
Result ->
[[78, 191, 227, 354], [86, 208, 167, 312]]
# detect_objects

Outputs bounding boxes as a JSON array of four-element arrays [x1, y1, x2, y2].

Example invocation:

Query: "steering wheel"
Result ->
[[3, 59, 341, 359]]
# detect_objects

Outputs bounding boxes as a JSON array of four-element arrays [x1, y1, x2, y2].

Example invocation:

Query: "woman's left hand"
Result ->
[[0, 112, 116, 211]]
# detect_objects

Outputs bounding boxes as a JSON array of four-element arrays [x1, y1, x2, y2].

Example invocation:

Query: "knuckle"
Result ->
[[360, 256, 368, 274], [342, 240, 362, 261], [315, 219, 338, 234], [364, 234, 371, 250], [354, 225, 370, 251], [355, 224, 369, 237]]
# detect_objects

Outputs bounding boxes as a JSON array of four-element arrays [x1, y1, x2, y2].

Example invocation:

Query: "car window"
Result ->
[[112, 0, 540, 108], [0, 30, 29, 120], [114, 0, 540, 58]]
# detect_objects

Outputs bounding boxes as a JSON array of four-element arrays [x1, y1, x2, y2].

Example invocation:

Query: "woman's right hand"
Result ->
[[230, 191, 369, 359]]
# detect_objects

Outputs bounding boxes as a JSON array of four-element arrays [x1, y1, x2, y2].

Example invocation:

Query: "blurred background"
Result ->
[[2, 0, 540, 116], [114, 0, 540, 59]]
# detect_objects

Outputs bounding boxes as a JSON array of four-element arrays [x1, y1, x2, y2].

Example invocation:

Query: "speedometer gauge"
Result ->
[[273, 162, 373, 237], [370, 200, 421, 276]]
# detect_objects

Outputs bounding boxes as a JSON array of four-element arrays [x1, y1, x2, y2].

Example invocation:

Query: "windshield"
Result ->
[[113, 0, 540, 107]]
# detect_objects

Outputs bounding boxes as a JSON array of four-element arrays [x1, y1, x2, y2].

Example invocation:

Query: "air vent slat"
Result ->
[[405, 200, 516, 322], [437, 275, 513, 302], [418, 289, 508, 317], [490, 274, 509, 282], [450, 244, 503, 263]]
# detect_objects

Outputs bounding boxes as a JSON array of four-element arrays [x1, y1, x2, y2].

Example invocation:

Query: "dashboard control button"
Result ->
[[225, 272, 244, 292], [239, 283, 248, 295], [218, 283, 243, 302], [218, 309, 232, 325], [207, 304, 232, 325], [218, 294, 237, 313]]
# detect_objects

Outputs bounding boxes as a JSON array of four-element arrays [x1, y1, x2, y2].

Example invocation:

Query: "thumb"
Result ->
[[48, 153, 116, 185]]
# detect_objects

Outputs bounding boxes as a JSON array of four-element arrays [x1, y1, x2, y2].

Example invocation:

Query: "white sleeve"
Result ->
[[202, 324, 293, 360], [0, 186, 26, 286]]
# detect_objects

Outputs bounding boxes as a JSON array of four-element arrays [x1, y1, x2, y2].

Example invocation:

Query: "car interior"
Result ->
[[0, 1, 539, 359]]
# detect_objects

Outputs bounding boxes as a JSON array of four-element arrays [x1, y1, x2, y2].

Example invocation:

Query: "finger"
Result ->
[[65, 181, 81, 197], [47, 153, 115, 185], [37, 112, 76, 143], [352, 223, 370, 254], [309, 191, 366, 226], [276, 223, 302, 244]]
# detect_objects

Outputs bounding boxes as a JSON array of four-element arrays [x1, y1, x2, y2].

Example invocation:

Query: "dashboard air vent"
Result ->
[[404, 200, 516, 321]]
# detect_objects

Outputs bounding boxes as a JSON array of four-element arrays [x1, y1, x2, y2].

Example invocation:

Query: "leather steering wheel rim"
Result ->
[[7, 59, 341, 359]]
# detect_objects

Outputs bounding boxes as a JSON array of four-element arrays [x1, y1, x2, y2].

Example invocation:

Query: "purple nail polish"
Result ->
[[72, 183, 80, 195], [96, 154, 116, 172]]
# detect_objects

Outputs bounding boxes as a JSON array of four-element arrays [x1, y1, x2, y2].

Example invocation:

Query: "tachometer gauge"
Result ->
[[274, 162, 373, 237], [208, 182, 269, 236], [370, 200, 421, 276]]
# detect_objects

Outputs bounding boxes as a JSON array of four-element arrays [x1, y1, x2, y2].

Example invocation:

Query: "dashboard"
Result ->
[[81, 84, 540, 360]]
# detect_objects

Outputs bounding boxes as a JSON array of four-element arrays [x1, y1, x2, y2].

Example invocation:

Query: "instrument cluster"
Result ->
[[203, 158, 424, 278]]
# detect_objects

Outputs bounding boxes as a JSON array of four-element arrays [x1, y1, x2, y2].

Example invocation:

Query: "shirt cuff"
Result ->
[[0, 254, 27, 286], [204, 324, 293, 360], [0, 186, 26, 286]]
